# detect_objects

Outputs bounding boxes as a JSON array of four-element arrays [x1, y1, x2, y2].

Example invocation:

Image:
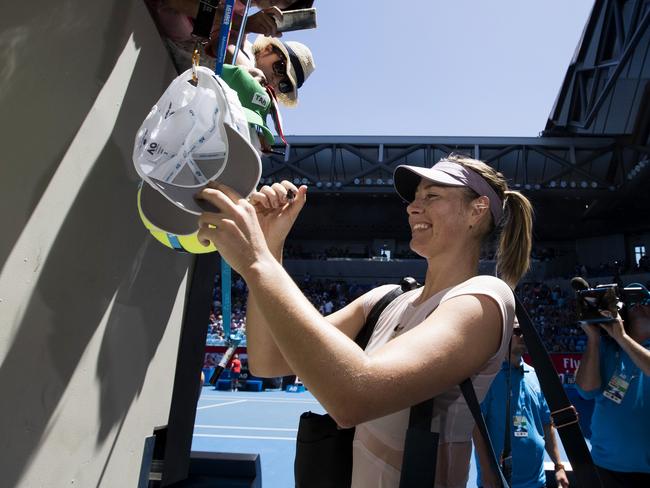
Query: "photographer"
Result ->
[[575, 302, 650, 487], [196, 154, 534, 487]]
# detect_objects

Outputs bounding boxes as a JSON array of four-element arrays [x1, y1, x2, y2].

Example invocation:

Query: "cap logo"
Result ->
[[252, 92, 269, 108]]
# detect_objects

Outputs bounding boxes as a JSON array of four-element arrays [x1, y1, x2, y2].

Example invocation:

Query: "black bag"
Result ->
[[294, 281, 411, 488], [294, 411, 355, 488]]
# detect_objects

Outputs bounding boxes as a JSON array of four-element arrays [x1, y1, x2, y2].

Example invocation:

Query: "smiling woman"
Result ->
[[195, 153, 533, 487]]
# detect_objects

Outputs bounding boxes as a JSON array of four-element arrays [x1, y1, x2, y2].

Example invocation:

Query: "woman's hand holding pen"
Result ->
[[196, 181, 307, 275]]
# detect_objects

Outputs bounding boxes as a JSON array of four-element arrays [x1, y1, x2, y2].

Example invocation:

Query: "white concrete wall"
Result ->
[[0, 1, 193, 486]]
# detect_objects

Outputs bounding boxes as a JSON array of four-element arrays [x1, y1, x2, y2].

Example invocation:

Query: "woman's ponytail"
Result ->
[[496, 190, 534, 288]]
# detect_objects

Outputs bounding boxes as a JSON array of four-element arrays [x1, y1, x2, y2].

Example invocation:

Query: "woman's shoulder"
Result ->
[[360, 283, 426, 317], [447, 274, 511, 292], [442, 275, 514, 307], [359, 284, 403, 318]]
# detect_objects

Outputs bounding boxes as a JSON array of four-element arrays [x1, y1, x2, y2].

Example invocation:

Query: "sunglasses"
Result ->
[[271, 47, 293, 94], [513, 327, 523, 337]]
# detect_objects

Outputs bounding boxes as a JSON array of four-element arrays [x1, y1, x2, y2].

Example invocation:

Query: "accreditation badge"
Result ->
[[513, 415, 529, 437], [603, 373, 630, 404]]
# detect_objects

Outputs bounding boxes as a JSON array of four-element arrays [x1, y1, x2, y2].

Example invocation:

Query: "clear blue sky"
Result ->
[[270, 0, 594, 137]]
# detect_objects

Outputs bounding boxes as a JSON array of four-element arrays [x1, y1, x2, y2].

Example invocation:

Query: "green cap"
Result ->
[[221, 64, 275, 146]]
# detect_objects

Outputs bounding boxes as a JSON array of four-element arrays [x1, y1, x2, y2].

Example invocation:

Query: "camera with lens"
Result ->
[[572, 277, 650, 328]]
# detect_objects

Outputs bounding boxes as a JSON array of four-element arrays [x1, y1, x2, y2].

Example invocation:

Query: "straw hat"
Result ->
[[252, 36, 315, 107]]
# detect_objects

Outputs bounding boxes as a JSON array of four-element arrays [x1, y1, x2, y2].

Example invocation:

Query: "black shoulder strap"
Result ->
[[500, 340, 513, 485], [399, 398, 438, 488], [399, 380, 510, 488], [395, 278, 438, 488], [515, 295, 603, 487], [460, 379, 510, 488], [355, 278, 417, 349]]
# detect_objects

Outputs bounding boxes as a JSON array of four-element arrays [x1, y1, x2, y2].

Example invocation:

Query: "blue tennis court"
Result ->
[[193, 388, 325, 487], [192, 388, 575, 487]]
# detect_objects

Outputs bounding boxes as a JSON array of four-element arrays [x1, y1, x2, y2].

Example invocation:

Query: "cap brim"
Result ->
[[139, 182, 200, 236], [149, 124, 261, 215], [393, 165, 464, 203]]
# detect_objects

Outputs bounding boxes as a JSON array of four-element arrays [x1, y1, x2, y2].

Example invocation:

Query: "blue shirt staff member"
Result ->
[[575, 301, 650, 488], [473, 324, 569, 488]]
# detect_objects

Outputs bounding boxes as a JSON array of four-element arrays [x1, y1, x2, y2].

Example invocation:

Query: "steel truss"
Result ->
[[546, 0, 650, 136], [262, 136, 649, 196]]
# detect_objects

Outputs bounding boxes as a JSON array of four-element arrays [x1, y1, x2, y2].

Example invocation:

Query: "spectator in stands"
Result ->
[[473, 325, 569, 488], [208, 273, 374, 343], [323, 296, 334, 314], [196, 154, 534, 486], [515, 281, 581, 353], [575, 301, 650, 487]]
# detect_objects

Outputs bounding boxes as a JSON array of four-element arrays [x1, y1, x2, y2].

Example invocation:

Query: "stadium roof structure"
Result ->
[[262, 0, 650, 242]]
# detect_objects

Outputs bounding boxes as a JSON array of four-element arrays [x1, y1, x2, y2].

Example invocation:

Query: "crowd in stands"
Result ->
[[299, 273, 373, 313], [207, 272, 378, 345], [577, 256, 650, 278], [283, 243, 367, 260], [283, 243, 442, 260], [514, 281, 586, 352], [207, 246, 650, 350], [283, 243, 420, 260], [530, 246, 559, 262], [276, 242, 650, 285], [206, 275, 249, 345], [279, 243, 575, 263], [206, 271, 624, 353]]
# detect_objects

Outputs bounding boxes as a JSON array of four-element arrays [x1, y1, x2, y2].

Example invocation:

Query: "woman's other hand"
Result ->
[[245, 7, 283, 37], [248, 181, 307, 253], [196, 184, 274, 277]]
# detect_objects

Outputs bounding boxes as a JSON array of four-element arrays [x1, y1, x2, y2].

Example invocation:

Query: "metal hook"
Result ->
[[190, 41, 201, 86]]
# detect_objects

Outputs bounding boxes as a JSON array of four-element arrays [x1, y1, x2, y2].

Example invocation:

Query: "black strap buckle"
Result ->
[[551, 405, 580, 429]]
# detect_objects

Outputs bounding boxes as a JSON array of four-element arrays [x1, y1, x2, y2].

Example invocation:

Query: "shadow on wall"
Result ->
[[0, 1, 192, 486], [0, 0, 174, 273]]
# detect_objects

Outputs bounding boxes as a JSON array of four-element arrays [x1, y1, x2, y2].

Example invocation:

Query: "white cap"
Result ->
[[133, 66, 261, 215]]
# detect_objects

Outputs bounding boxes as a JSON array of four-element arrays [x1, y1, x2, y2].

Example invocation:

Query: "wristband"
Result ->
[[554, 462, 565, 471]]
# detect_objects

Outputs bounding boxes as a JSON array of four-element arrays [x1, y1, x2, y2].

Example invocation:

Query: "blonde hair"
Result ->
[[444, 154, 534, 288]]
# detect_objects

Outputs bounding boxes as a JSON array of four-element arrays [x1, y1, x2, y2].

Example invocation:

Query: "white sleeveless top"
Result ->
[[351, 275, 515, 488]]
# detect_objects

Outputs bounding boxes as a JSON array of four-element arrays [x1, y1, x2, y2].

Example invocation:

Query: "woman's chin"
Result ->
[[408, 241, 428, 259]]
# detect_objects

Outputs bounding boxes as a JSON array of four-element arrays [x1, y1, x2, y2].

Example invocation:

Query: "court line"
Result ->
[[199, 396, 319, 405], [194, 433, 296, 441], [196, 400, 248, 410], [194, 424, 297, 432]]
